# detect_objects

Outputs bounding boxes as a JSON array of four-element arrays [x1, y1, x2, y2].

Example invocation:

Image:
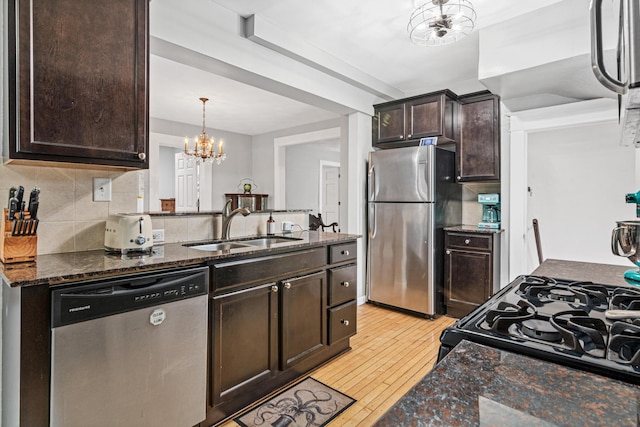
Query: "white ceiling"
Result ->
[[149, 0, 614, 136]]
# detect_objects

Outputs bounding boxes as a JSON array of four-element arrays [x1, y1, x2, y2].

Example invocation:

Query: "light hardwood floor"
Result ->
[[221, 303, 456, 426]]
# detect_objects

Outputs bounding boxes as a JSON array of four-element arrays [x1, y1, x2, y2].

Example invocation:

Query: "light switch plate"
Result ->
[[93, 178, 112, 202]]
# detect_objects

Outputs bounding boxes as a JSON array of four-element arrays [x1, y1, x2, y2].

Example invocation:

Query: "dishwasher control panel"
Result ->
[[51, 266, 209, 327]]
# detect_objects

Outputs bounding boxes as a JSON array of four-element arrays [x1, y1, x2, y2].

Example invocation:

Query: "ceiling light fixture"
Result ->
[[407, 0, 476, 47], [184, 97, 226, 164]]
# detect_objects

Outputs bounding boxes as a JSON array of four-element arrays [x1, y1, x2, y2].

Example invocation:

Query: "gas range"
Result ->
[[438, 275, 640, 384]]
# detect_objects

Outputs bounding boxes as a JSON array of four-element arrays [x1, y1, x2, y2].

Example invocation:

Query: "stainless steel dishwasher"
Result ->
[[50, 266, 209, 427]]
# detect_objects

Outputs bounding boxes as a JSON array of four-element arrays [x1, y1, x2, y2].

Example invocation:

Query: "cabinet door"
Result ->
[[280, 271, 327, 370], [445, 248, 492, 317], [8, 0, 149, 169], [211, 283, 278, 407], [406, 96, 442, 140], [374, 103, 406, 144], [457, 93, 500, 182]]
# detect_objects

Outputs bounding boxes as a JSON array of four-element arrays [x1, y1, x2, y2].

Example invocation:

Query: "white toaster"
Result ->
[[104, 214, 154, 253]]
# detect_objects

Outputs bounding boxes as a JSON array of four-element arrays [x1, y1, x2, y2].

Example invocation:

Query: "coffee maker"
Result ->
[[478, 193, 501, 229]]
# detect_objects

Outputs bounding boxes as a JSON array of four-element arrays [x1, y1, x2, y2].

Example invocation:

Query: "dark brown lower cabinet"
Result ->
[[211, 283, 279, 409], [445, 231, 500, 318], [204, 242, 357, 426], [280, 272, 327, 370]]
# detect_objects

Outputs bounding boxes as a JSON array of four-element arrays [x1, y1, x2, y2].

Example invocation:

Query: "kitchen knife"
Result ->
[[7, 187, 16, 211], [18, 202, 26, 235], [28, 188, 40, 220], [8, 197, 18, 220], [15, 186, 24, 208]]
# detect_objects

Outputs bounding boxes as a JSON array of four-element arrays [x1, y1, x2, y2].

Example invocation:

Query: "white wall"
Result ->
[[285, 143, 340, 212], [527, 121, 635, 266]]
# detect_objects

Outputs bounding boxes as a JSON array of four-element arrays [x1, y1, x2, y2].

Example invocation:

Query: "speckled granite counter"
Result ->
[[0, 231, 359, 287], [531, 258, 632, 287], [443, 225, 504, 234], [375, 340, 640, 427]]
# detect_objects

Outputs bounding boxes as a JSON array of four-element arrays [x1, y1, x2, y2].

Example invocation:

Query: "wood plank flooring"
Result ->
[[221, 303, 456, 426]]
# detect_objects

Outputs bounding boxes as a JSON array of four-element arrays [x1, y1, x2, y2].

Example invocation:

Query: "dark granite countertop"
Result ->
[[532, 258, 633, 287], [375, 340, 640, 427], [147, 209, 310, 217], [0, 231, 359, 288], [444, 225, 504, 234]]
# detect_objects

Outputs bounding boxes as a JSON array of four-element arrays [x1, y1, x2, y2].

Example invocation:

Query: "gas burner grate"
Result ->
[[550, 310, 607, 357], [483, 299, 536, 334], [609, 322, 640, 368], [610, 287, 640, 311], [517, 278, 608, 310]]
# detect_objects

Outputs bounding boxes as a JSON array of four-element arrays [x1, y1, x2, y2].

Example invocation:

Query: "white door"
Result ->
[[320, 164, 340, 230], [175, 153, 197, 212]]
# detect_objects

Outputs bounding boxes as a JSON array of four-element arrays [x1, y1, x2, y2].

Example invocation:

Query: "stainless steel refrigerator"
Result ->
[[367, 145, 461, 317]]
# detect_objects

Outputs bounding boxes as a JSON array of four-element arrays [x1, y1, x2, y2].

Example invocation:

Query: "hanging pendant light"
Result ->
[[184, 97, 226, 164], [408, 0, 476, 47]]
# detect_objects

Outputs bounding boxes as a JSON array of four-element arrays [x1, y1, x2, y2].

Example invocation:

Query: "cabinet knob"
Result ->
[[341, 319, 350, 326], [138, 152, 146, 160], [284, 282, 291, 289], [271, 285, 278, 293], [342, 281, 350, 288], [408, 134, 412, 138], [342, 250, 350, 256], [399, 135, 404, 139], [464, 239, 470, 245], [446, 250, 451, 255], [457, 176, 461, 180]]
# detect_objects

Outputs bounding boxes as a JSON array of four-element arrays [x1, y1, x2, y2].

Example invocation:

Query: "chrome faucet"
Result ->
[[221, 199, 251, 240]]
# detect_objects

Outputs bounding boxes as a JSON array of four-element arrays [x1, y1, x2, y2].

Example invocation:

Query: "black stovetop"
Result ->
[[439, 275, 640, 384]]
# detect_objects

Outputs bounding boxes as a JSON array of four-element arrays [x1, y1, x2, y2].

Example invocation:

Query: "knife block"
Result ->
[[0, 208, 37, 264]]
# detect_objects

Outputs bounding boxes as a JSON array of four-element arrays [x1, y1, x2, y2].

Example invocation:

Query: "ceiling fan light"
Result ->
[[407, 0, 476, 47]]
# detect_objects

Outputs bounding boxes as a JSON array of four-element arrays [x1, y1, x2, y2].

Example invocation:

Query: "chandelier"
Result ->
[[184, 97, 226, 164], [407, 0, 476, 47]]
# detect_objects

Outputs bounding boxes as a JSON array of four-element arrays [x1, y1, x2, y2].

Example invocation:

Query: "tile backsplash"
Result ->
[[1, 163, 139, 255], [461, 183, 502, 226], [1, 162, 308, 255]]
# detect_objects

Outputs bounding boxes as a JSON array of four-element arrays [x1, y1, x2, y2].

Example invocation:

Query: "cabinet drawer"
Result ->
[[212, 248, 326, 292], [329, 242, 357, 264], [328, 264, 357, 306], [446, 233, 492, 251], [328, 300, 357, 345]]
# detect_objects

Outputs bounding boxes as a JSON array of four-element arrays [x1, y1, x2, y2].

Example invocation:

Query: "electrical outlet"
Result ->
[[152, 229, 165, 243], [93, 177, 112, 202]]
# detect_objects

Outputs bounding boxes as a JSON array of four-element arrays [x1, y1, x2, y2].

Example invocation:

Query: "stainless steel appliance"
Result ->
[[367, 145, 461, 317], [611, 219, 640, 283], [478, 193, 501, 229], [438, 275, 640, 384], [50, 266, 209, 427], [591, 0, 640, 146]]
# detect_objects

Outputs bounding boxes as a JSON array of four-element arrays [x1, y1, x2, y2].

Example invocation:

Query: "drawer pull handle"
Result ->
[[341, 319, 350, 326], [342, 250, 350, 256], [464, 239, 470, 245], [342, 281, 350, 288], [271, 285, 278, 293], [284, 282, 291, 289]]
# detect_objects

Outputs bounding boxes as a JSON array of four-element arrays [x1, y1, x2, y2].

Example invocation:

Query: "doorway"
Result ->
[[320, 162, 340, 231]]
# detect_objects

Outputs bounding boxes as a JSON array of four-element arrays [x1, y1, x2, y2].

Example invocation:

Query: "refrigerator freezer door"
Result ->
[[368, 146, 434, 202], [367, 202, 436, 315]]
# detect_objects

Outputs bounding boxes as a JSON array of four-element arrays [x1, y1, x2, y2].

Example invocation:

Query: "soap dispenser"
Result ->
[[267, 213, 275, 235]]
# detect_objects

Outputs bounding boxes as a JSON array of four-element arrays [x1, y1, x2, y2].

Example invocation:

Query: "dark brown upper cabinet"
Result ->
[[373, 90, 459, 148], [457, 91, 501, 182], [7, 0, 150, 169]]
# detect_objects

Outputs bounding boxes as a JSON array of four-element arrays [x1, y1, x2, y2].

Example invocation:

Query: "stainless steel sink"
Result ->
[[187, 242, 252, 251], [241, 237, 303, 246], [185, 236, 303, 251]]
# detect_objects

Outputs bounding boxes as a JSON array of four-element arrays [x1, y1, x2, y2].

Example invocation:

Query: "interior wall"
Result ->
[[159, 146, 180, 199], [285, 143, 340, 212], [527, 121, 635, 267]]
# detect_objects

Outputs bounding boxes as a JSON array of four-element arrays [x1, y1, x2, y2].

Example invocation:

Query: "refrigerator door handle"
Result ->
[[417, 160, 434, 200], [368, 203, 377, 239], [368, 163, 376, 202]]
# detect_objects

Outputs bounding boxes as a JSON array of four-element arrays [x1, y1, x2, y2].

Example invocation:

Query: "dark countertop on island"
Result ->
[[531, 258, 633, 287], [0, 231, 359, 288], [375, 340, 640, 427]]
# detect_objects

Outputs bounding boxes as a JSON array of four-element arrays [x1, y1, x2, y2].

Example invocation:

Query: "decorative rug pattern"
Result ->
[[234, 377, 356, 427]]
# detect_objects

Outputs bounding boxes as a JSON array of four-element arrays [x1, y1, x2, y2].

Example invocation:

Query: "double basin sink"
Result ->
[[184, 236, 303, 252]]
